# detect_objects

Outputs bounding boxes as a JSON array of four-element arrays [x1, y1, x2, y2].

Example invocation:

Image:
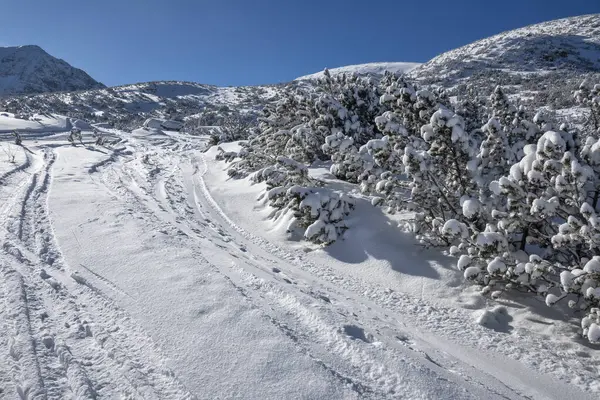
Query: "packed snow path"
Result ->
[[0, 130, 597, 399]]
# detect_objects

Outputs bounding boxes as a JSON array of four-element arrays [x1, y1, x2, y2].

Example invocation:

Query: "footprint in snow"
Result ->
[[342, 325, 372, 343]]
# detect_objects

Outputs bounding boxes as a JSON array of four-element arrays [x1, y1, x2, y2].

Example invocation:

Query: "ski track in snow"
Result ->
[[0, 143, 195, 399], [0, 132, 597, 399]]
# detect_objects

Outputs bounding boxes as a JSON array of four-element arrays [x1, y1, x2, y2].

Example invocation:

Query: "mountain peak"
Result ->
[[0, 45, 104, 96]]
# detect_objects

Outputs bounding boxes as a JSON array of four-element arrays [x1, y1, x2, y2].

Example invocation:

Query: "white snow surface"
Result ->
[[0, 112, 70, 133], [295, 62, 422, 80], [0, 127, 599, 399]]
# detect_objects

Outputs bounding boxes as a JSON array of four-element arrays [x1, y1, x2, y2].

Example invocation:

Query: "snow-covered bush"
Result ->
[[222, 73, 600, 342], [215, 146, 238, 162], [574, 78, 600, 135], [254, 157, 354, 245], [283, 186, 355, 245], [252, 156, 313, 193], [209, 113, 257, 146], [321, 132, 374, 183], [315, 69, 383, 147], [226, 89, 310, 178], [405, 109, 477, 244]]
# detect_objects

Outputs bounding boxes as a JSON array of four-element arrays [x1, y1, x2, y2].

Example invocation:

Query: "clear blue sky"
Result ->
[[1, 1, 597, 87]]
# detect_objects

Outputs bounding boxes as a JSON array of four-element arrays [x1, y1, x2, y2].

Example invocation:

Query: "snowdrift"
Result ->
[[295, 62, 422, 80], [143, 118, 183, 131], [0, 112, 70, 133]]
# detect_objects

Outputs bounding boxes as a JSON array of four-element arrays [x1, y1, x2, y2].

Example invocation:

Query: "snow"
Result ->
[[588, 324, 600, 343], [545, 293, 560, 306], [2, 19, 600, 395], [475, 306, 511, 331], [586, 287, 600, 299], [295, 62, 422, 81], [462, 198, 480, 218], [0, 113, 70, 133], [0, 128, 598, 399], [584, 256, 600, 273], [457, 255, 472, 271], [411, 14, 600, 85], [441, 219, 468, 238], [487, 257, 507, 274], [464, 266, 482, 280]]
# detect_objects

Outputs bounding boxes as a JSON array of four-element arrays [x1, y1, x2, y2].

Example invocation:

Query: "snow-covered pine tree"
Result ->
[[320, 70, 383, 146], [574, 78, 600, 135], [455, 84, 486, 135], [507, 105, 541, 162], [309, 70, 384, 182], [254, 156, 355, 245], [209, 112, 256, 145], [359, 76, 435, 209], [471, 118, 510, 189], [287, 186, 356, 245], [227, 87, 311, 177], [379, 76, 433, 138], [489, 86, 515, 124], [457, 131, 577, 296], [322, 132, 374, 183], [403, 109, 477, 244]]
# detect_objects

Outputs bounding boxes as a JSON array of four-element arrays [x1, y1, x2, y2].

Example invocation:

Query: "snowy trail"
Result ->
[[101, 143, 512, 399], [0, 133, 596, 399], [0, 143, 195, 399], [187, 156, 599, 400]]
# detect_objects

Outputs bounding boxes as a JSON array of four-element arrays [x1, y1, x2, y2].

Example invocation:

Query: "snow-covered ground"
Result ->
[[0, 125, 599, 399], [0, 113, 70, 133], [295, 62, 422, 80]]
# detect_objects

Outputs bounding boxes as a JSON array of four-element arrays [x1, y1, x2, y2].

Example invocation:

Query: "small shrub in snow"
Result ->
[[211, 113, 257, 145], [215, 146, 238, 162], [287, 186, 356, 244], [262, 184, 355, 245], [253, 157, 355, 245]]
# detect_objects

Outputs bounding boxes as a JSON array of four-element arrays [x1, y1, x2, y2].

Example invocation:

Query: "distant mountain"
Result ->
[[410, 14, 600, 86], [295, 62, 421, 81], [0, 45, 104, 96], [0, 80, 281, 133]]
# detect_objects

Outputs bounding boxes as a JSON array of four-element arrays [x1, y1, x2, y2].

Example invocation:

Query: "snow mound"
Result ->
[[71, 119, 91, 131], [143, 118, 183, 131], [0, 113, 70, 133], [475, 306, 513, 332], [131, 127, 166, 137], [295, 62, 421, 80]]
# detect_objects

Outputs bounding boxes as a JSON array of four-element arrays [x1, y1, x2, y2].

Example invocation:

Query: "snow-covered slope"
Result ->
[[0, 45, 104, 96], [1, 80, 281, 133], [0, 112, 70, 133], [0, 128, 597, 398], [295, 62, 421, 80], [411, 14, 600, 85]]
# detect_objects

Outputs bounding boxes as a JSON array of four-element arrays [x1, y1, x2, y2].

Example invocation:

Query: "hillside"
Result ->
[[410, 14, 600, 99], [1, 80, 283, 133], [0, 45, 104, 96], [295, 62, 421, 80]]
